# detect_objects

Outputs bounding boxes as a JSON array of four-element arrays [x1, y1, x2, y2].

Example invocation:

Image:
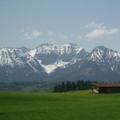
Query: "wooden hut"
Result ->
[[92, 83, 120, 93]]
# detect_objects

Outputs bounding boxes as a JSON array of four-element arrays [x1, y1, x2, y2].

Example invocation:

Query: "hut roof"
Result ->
[[94, 83, 120, 88]]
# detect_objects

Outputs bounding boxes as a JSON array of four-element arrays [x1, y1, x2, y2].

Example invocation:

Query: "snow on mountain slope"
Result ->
[[29, 49, 37, 57], [0, 47, 42, 72], [29, 43, 87, 63], [36, 58, 69, 74], [0, 48, 27, 66], [88, 46, 120, 71], [29, 43, 78, 56], [76, 48, 83, 54], [89, 46, 120, 62], [28, 43, 87, 73], [40, 60, 69, 74]]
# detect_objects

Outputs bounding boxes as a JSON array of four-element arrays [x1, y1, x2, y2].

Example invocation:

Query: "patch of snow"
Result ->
[[29, 49, 37, 57], [41, 64, 58, 74], [76, 48, 83, 54], [40, 60, 69, 74], [111, 65, 116, 71]]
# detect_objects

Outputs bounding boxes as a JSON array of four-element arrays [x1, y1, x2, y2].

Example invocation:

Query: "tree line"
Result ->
[[53, 80, 93, 92]]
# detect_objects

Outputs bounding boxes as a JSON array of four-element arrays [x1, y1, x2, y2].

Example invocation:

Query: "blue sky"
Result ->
[[0, 0, 120, 50]]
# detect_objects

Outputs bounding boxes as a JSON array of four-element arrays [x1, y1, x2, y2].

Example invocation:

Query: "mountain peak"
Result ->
[[89, 45, 120, 64], [29, 43, 79, 56], [93, 46, 109, 51]]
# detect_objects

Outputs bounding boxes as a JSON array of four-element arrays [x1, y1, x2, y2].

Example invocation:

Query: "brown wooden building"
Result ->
[[92, 83, 120, 93]]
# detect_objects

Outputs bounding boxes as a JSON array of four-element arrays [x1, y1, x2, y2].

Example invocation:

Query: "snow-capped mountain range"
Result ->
[[1, 43, 120, 82]]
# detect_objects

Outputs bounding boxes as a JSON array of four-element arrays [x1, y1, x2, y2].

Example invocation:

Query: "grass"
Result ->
[[0, 90, 120, 120]]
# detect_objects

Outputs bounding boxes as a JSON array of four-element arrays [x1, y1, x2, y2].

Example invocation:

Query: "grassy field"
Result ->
[[0, 90, 120, 120]]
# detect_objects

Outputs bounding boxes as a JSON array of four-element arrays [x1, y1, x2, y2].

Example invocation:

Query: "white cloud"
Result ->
[[85, 28, 119, 39], [85, 22, 119, 40], [24, 30, 43, 40]]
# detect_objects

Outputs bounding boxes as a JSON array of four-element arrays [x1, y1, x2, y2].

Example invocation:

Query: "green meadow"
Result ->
[[0, 90, 120, 120]]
